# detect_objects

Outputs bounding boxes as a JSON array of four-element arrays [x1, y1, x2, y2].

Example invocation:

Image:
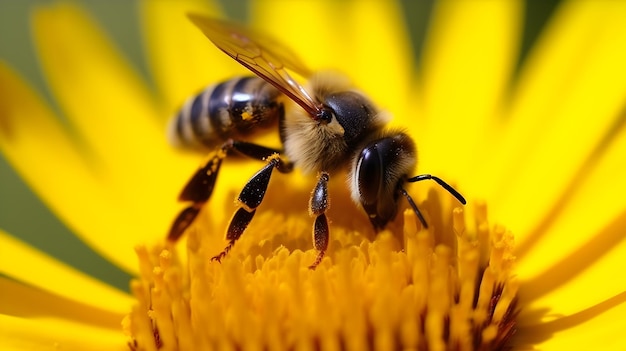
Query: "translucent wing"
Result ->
[[188, 14, 322, 118]]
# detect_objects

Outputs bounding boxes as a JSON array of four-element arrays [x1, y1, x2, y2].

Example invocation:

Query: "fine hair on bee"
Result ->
[[166, 14, 467, 269]]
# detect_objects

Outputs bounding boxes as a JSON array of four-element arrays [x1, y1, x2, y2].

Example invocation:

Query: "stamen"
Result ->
[[125, 188, 517, 351]]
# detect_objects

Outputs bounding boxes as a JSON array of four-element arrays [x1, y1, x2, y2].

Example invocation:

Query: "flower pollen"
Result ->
[[124, 187, 518, 351]]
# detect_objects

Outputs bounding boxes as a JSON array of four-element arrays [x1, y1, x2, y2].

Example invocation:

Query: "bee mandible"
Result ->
[[167, 15, 466, 269]]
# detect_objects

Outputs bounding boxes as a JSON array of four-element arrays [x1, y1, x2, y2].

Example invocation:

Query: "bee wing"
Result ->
[[188, 14, 322, 118]]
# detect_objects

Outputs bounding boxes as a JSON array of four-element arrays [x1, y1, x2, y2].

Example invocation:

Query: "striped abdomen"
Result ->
[[168, 76, 283, 149]]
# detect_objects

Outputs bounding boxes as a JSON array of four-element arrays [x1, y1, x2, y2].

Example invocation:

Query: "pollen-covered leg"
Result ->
[[168, 140, 292, 242], [167, 142, 231, 241], [308, 172, 330, 269], [211, 154, 287, 262]]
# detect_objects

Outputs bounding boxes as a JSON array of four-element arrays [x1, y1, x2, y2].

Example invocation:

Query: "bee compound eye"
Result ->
[[356, 145, 383, 206]]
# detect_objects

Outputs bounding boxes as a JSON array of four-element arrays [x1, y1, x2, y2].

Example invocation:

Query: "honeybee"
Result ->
[[167, 15, 466, 269]]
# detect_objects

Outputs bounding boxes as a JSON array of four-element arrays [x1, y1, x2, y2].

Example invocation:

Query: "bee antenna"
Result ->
[[399, 186, 428, 229], [407, 174, 467, 205]]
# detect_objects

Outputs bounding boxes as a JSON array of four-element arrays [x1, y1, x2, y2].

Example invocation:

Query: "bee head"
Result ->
[[352, 133, 416, 229]]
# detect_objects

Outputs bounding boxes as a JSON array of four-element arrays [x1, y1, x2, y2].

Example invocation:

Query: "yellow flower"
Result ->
[[1, 0, 626, 350]]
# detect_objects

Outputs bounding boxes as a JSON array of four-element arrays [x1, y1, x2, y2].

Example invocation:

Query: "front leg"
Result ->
[[308, 172, 330, 269]]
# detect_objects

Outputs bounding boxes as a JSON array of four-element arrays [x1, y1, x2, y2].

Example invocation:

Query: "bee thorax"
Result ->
[[283, 111, 350, 174], [282, 89, 387, 174]]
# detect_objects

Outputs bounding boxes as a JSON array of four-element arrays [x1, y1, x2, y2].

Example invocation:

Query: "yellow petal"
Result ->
[[418, 0, 521, 188], [140, 0, 238, 114], [0, 63, 90, 180], [251, 0, 413, 120], [0, 230, 132, 316], [32, 2, 163, 168], [488, 0, 626, 234], [522, 214, 626, 320], [0, 62, 142, 273], [0, 63, 130, 267], [0, 314, 126, 351], [28, 3, 201, 270], [0, 277, 122, 330], [517, 123, 626, 315], [517, 292, 626, 350], [31, 2, 193, 194]]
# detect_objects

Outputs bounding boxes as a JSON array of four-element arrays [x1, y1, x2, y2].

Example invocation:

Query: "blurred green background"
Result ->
[[0, 0, 560, 292]]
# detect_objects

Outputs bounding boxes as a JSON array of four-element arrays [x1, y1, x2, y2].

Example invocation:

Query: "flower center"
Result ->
[[123, 187, 517, 351]]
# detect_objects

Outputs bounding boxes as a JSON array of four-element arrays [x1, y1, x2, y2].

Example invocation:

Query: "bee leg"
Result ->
[[230, 140, 293, 173], [168, 142, 232, 241], [211, 154, 287, 262], [211, 207, 255, 262], [168, 204, 205, 241], [308, 172, 330, 270], [168, 140, 293, 242]]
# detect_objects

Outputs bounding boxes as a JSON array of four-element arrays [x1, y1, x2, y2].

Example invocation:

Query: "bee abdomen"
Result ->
[[168, 76, 282, 149]]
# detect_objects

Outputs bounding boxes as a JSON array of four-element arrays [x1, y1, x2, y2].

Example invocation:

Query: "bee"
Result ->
[[167, 15, 466, 269]]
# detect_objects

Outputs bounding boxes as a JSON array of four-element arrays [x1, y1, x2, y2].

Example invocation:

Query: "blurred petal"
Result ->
[[252, 0, 413, 120], [0, 277, 122, 330], [0, 63, 91, 185], [31, 2, 190, 191], [518, 292, 626, 350], [32, 2, 163, 172], [0, 314, 126, 351], [488, 0, 626, 235], [0, 63, 107, 272], [140, 0, 238, 114], [523, 212, 626, 318], [517, 122, 626, 314], [30, 3, 201, 271], [0, 230, 132, 315], [0, 63, 127, 263], [418, 0, 522, 185]]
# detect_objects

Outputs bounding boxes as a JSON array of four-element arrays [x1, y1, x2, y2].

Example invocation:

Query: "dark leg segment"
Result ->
[[211, 154, 287, 261], [211, 207, 256, 262], [238, 158, 280, 211], [232, 140, 293, 173], [308, 172, 330, 269], [168, 142, 230, 241], [168, 205, 203, 241], [168, 139, 292, 242]]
